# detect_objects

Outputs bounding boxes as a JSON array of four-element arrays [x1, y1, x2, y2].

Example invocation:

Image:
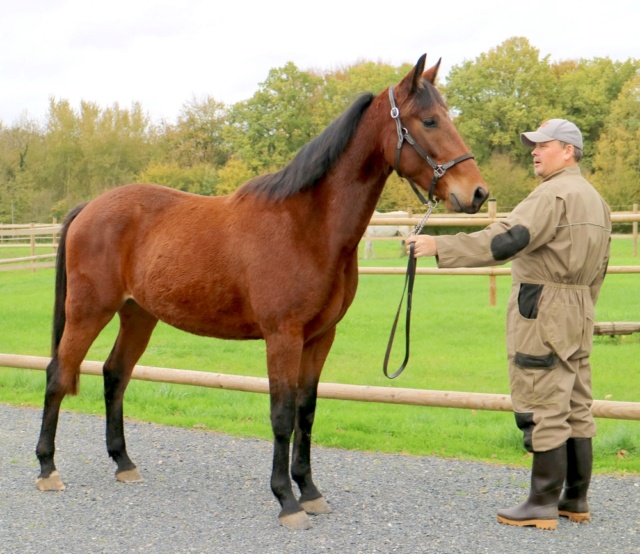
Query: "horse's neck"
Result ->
[[317, 120, 391, 250]]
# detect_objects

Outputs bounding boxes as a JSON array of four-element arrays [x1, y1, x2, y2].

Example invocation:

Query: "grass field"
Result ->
[[1, 237, 639, 474]]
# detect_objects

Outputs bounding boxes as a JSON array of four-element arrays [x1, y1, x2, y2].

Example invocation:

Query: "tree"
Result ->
[[158, 96, 230, 169], [215, 158, 256, 196], [551, 57, 640, 169], [479, 153, 538, 210], [443, 37, 553, 166], [591, 73, 640, 209], [317, 61, 414, 125], [138, 161, 217, 195], [0, 117, 44, 223], [226, 62, 323, 172]]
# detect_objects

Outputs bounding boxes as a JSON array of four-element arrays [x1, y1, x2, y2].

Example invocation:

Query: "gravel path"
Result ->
[[1, 403, 639, 554]]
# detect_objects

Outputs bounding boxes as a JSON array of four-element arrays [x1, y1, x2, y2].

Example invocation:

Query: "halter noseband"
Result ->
[[389, 86, 474, 205]]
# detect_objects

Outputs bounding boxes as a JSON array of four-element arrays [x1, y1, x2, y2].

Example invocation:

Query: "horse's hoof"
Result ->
[[279, 510, 311, 530], [301, 496, 332, 515], [116, 467, 143, 483], [36, 470, 65, 491]]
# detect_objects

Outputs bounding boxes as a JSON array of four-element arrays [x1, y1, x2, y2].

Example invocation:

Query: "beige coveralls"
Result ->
[[435, 166, 611, 452]]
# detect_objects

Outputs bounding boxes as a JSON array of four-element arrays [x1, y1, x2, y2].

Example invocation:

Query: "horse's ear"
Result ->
[[410, 54, 427, 92], [423, 58, 442, 84]]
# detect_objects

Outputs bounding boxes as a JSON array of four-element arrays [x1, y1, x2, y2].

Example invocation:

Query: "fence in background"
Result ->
[[1, 353, 639, 420], [2, 203, 639, 304]]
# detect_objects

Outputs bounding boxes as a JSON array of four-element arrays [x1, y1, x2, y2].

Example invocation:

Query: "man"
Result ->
[[407, 119, 611, 530]]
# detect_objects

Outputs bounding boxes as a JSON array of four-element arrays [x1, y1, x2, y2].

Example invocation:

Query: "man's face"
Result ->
[[531, 140, 575, 178]]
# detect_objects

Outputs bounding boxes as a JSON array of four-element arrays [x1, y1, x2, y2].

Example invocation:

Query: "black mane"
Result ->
[[237, 92, 375, 201]]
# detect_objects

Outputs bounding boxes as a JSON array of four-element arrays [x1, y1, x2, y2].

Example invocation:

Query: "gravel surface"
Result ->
[[1, 402, 639, 554]]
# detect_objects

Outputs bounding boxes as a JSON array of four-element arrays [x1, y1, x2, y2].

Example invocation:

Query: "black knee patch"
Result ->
[[515, 412, 535, 453]]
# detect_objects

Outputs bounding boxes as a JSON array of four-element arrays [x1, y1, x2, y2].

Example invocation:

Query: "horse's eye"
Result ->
[[423, 118, 437, 129]]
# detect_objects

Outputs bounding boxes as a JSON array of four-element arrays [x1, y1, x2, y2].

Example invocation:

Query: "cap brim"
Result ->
[[520, 131, 554, 147]]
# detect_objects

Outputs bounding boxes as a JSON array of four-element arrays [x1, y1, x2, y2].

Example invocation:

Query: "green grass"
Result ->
[[1, 238, 639, 474]]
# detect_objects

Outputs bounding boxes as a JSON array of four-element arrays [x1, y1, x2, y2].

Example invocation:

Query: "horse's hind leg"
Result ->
[[36, 313, 114, 491], [35, 357, 70, 491], [103, 300, 158, 483], [292, 328, 335, 516]]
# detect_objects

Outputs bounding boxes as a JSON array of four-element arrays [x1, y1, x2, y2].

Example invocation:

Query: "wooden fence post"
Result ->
[[487, 199, 497, 307], [633, 203, 638, 257], [52, 217, 58, 252], [30, 222, 35, 273]]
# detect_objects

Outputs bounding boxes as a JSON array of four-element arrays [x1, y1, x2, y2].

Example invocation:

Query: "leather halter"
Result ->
[[388, 85, 474, 205]]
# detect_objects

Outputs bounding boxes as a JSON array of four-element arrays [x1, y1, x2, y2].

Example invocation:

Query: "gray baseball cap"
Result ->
[[520, 119, 583, 149]]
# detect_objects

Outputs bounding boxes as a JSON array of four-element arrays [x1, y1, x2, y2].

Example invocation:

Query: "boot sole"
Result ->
[[559, 510, 591, 523], [497, 515, 557, 530]]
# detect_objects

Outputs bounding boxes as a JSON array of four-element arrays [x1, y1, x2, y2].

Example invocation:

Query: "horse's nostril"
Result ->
[[474, 186, 489, 206]]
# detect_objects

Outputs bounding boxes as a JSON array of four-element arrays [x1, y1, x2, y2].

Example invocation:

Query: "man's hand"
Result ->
[[405, 235, 437, 258]]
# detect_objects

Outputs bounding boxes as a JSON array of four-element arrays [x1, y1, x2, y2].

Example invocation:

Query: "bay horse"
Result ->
[[35, 54, 488, 529]]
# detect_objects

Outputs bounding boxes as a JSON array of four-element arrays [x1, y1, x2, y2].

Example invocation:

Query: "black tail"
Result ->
[[51, 203, 88, 357]]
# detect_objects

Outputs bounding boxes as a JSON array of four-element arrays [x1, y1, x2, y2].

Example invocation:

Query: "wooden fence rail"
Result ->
[[1, 205, 638, 301], [1, 353, 639, 420]]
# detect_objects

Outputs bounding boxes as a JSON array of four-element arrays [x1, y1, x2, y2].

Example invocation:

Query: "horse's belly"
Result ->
[[149, 301, 263, 340], [131, 274, 263, 340]]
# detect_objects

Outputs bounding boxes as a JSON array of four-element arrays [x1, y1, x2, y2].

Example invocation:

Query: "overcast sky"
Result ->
[[2, 0, 637, 125]]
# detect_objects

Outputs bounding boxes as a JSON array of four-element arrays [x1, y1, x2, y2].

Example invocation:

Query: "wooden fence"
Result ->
[[1, 202, 639, 421], [1, 353, 639, 420], [0, 221, 59, 272]]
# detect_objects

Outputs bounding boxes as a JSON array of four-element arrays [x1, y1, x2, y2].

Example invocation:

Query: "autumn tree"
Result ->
[[0, 117, 43, 222], [158, 96, 230, 168], [591, 73, 640, 209]]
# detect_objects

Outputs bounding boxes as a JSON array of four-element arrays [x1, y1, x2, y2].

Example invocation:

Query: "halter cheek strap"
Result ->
[[389, 86, 474, 205]]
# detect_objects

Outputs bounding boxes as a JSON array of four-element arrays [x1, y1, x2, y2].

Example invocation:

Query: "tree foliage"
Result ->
[[226, 62, 324, 173], [443, 37, 553, 166], [0, 39, 638, 223], [591, 73, 640, 209]]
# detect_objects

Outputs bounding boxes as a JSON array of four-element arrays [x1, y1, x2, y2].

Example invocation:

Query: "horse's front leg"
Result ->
[[292, 328, 336, 516], [265, 331, 310, 529]]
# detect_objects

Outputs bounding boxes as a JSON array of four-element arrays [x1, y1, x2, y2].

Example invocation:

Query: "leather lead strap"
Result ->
[[383, 242, 418, 379]]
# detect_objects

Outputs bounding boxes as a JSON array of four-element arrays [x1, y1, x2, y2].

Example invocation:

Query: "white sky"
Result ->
[[2, 0, 638, 125]]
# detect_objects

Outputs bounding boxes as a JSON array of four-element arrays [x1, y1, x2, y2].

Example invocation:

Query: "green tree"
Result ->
[[226, 62, 323, 172], [158, 96, 230, 168], [443, 37, 553, 165], [591, 73, 640, 209], [0, 118, 46, 223], [551, 57, 640, 169], [318, 61, 414, 125], [41, 99, 83, 207], [479, 153, 538, 210], [215, 158, 256, 196], [138, 161, 217, 195], [76, 101, 152, 198]]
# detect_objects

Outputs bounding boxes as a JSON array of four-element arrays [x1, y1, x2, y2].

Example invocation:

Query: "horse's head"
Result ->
[[383, 54, 488, 214]]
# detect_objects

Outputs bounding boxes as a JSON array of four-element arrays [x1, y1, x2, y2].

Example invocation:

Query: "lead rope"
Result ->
[[382, 201, 437, 379]]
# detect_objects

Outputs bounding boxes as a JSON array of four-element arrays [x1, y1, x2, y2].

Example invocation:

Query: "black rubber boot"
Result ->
[[497, 444, 567, 530], [558, 437, 592, 523]]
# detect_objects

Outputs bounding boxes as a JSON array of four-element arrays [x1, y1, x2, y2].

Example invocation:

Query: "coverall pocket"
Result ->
[[511, 354, 559, 406], [518, 283, 543, 319]]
